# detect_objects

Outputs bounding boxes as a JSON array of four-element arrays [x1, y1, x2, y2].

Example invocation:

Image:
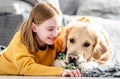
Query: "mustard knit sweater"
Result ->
[[0, 31, 64, 76]]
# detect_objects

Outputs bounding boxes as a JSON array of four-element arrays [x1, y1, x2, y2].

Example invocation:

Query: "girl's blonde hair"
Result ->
[[19, 2, 62, 54]]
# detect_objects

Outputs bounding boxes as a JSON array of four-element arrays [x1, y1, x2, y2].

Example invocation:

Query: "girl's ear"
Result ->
[[77, 16, 90, 23], [32, 22, 37, 32]]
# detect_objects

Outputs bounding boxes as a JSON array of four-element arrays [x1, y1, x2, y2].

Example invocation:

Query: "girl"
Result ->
[[0, 2, 81, 77]]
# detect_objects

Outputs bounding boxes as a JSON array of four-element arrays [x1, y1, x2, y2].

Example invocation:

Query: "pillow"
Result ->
[[59, 0, 81, 15], [37, 0, 60, 10], [0, 0, 32, 19], [24, 0, 38, 6], [76, 0, 120, 20], [0, 13, 23, 46]]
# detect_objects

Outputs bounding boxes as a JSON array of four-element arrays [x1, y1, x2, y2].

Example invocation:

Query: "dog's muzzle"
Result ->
[[68, 53, 79, 64]]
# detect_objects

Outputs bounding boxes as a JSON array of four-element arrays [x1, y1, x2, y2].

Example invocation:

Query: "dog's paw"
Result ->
[[78, 61, 99, 72]]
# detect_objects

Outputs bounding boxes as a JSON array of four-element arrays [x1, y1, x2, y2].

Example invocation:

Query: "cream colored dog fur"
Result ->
[[53, 17, 112, 71]]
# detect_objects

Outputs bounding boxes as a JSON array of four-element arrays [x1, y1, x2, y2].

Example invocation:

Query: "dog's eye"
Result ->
[[83, 42, 90, 47], [69, 38, 75, 43]]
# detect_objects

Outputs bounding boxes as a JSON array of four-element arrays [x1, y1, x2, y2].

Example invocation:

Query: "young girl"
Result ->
[[0, 2, 81, 77]]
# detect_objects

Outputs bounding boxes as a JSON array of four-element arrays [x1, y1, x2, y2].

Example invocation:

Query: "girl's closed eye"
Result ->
[[48, 26, 59, 31], [48, 27, 54, 31]]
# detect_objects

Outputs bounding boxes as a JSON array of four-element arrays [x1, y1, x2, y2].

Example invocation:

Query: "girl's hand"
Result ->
[[61, 69, 82, 77]]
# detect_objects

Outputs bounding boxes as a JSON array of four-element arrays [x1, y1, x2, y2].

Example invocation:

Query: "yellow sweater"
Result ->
[[0, 31, 64, 76]]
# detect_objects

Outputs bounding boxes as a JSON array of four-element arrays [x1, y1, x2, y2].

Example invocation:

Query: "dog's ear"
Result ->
[[77, 16, 90, 23], [92, 31, 112, 65], [55, 26, 73, 52]]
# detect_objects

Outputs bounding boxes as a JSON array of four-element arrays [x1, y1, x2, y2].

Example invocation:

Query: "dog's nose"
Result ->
[[68, 53, 79, 63]]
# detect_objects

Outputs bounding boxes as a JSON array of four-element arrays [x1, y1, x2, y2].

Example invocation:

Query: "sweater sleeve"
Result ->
[[14, 51, 64, 76], [10, 32, 64, 76]]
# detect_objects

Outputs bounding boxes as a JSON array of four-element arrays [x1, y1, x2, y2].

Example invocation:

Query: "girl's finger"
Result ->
[[76, 69, 82, 77]]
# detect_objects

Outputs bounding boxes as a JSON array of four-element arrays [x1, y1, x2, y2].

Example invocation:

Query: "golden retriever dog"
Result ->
[[53, 17, 112, 71]]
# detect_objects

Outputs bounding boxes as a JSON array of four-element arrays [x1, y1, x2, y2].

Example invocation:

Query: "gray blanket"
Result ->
[[82, 61, 120, 77]]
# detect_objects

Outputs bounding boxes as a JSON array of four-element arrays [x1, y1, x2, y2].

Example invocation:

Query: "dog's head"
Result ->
[[57, 17, 112, 66]]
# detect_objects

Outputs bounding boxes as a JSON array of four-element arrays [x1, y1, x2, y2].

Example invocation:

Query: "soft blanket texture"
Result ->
[[82, 61, 120, 77]]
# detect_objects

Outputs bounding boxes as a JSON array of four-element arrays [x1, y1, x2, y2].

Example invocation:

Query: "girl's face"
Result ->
[[32, 16, 62, 46]]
